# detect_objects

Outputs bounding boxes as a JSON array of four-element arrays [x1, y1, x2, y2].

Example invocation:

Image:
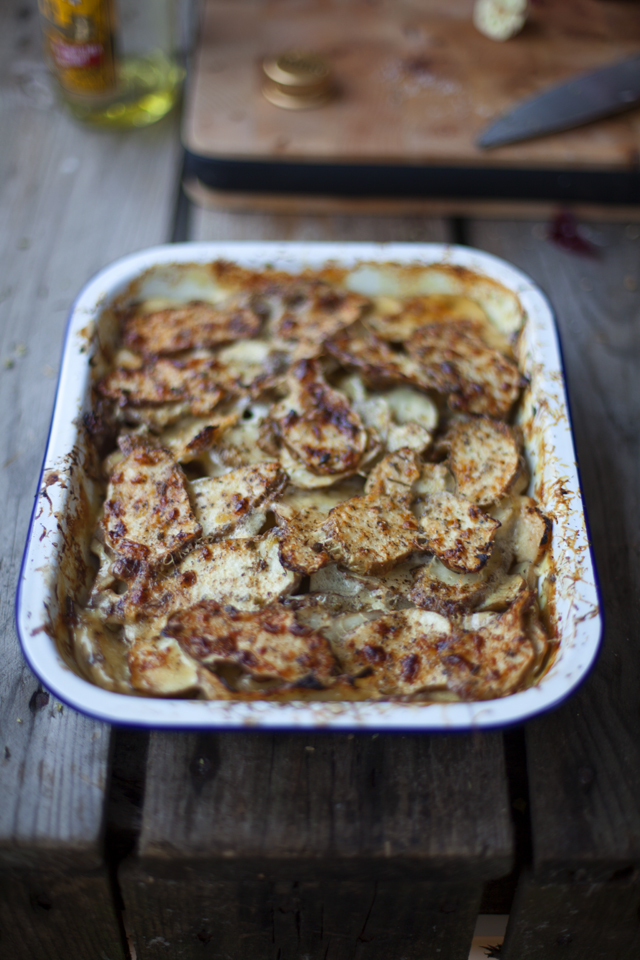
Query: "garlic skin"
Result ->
[[474, 0, 528, 42]]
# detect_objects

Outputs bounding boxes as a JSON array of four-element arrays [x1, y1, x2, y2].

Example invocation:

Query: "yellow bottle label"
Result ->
[[38, 0, 116, 96]]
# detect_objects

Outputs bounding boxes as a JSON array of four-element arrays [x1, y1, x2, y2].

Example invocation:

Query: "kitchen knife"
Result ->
[[477, 54, 640, 149]]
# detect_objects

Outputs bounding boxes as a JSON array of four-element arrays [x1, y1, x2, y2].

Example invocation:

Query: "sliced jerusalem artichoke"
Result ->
[[277, 434, 381, 490], [175, 532, 298, 611], [385, 386, 437, 453], [512, 496, 553, 565], [309, 564, 402, 611], [474, 0, 528, 43], [364, 448, 421, 505], [407, 322, 523, 419], [441, 590, 536, 700], [215, 339, 290, 394], [316, 494, 422, 575], [95, 530, 299, 631], [409, 548, 506, 616], [310, 556, 428, 611], [478, 573, 528, 612], [271, 484, 358, 575], [333, 608, 452, 695], [524, 602, 551, 673], [160, 411, 240, 463], [333, 590, 538, 700], [101, 436, 201, 566], [340, 377, 436, 455], [98, 354, 225, 408], [413, 463, 455, 500], [449, 417, 522, 505], [164, 601, 338, 689], [327, 332, 434, 392], [98, 355, 227, 428], [271, 359, 369, 478], [123, 296, 263, 356], [205, 402, 279, 476], [267, 279, 368, 351], [367, 294, 490, 342], [286, 594, 386, 646], [190, 462, 287, 540], [127, 636, 226, 698], [418, 491, 501, 573], [385, 385, 438, 429], [386, 422, 432, 453]]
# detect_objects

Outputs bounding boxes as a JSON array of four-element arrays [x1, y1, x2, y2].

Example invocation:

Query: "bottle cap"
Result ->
[[262, 52, 335, 109]]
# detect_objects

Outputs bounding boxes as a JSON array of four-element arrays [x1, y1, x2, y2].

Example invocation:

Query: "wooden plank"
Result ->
[[501, 871, 640, 960], [0, 873, 126, 960], [189, 199, 451, 242], [467, 219, 640, 955], [136, 732, 512, 881], [0, 1, 182, 955], [121, 876, 481, 960], [185, 0, 640, 171], [121, 731, 511, 958]]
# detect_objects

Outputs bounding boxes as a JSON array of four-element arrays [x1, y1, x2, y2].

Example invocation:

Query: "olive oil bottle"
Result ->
[[38, 0, 185, 127]]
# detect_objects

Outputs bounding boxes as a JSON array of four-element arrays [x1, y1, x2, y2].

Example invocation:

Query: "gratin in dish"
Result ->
[[73, 258, 556, 703]]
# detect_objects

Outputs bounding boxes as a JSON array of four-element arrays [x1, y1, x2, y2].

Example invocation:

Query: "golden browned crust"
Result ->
[[190, 462, 287, 540], [449, 418, 522, 505], [418, 492, 501, 574], [364, 448, 421, 504], [267, 279, 367, 349], [101, 437, 201, 565], [440, 590, 536, 700], [326, 333, 433, 391], [271, 360, 368, 476], [98, 355, 225, 408], [334, 608, 451, 694], [123, 298, 262, 355], [335, 590, 536, 700], [316, 495, 421, 575], [80, 259, 554, 704], [409, 555, 497, 616], [272, 487, 340, 575], [164, 601, 338, 688], [365, 294, 490, 342], [407, 322, 523, 418], [160, 411, 240, 463]]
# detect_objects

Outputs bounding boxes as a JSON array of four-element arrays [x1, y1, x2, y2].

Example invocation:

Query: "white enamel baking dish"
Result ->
[[16, 242, 601, 730]]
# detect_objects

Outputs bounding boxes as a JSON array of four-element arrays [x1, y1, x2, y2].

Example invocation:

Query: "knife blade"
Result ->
[[477, 54, 640, 149]]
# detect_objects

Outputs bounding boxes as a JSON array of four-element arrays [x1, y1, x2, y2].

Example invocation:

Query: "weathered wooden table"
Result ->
[[2, 4, 640, 959]]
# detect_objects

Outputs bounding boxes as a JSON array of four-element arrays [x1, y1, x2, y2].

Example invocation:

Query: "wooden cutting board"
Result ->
[[183, 0, 640, 205]]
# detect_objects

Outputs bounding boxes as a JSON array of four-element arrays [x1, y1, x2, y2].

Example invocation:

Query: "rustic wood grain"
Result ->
[[120, 876, 482, 960], [0, 873, 127, 960], [190, 201, 451, 242], [468, 219, 640, 955], [122, 729, 511, 957], [501, 871, 640, 960], [136, 731, 512, 880], [0, 1, 182, 955]]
